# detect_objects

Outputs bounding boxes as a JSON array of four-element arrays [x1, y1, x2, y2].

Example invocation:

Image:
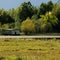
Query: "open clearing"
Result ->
[[0, 38, 60, 60]]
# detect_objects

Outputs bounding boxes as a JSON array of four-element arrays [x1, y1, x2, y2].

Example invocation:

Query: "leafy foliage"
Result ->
[[21, 18, 35, 34], [52, 3, 60, 32], [0, 9, 14, 24], [0, 1, 60, 34], [52, 3, 60, 20], [36, 12, 58, 33], [18, 1, 35, 21], [38, 1, 54, 16]]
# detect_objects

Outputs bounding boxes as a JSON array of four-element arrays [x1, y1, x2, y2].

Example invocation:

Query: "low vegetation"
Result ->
[[0, 38, 60, 60]]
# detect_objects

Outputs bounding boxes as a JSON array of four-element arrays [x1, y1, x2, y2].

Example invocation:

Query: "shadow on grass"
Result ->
[[0, 57, 5, 60]]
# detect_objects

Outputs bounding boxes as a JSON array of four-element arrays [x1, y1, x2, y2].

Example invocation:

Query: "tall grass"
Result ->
[[0, 38, 60, 60]]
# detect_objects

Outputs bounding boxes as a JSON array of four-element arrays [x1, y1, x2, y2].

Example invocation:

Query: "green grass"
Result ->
[[0, 38, 60, 60]]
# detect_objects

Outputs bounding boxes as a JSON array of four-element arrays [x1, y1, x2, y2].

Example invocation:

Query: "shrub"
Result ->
[[21, 18, 36, 35]]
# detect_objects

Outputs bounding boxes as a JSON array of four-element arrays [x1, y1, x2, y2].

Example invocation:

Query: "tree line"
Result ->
[[0, 1, 60, 34]]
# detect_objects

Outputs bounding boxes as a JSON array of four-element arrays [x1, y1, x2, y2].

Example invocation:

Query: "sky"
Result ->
[[0, 0, 58, 10]]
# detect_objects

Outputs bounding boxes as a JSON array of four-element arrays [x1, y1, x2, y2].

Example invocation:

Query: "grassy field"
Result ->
[[0, 38, 60, 60]]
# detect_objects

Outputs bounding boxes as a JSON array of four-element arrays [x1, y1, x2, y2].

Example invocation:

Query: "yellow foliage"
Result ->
[[21, 18, 35, 34]]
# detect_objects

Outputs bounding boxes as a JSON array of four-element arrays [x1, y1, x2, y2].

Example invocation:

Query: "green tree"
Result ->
[[8, 8, 15, 19], [47, 1, 54, 11], [18, 1, 35, 22], [38, 3, 47, 15], [0, 9, 14, 24], [38, 1, 53, 16], [52, 3, 60, 32], [36, 12, 58, 33], [31, 14, 38, 21], [52, 3, 60, 20], [21, 18, 35, 35], [8, 8, 21, 29]]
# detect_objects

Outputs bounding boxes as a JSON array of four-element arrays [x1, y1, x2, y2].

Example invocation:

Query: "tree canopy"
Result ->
[[0, 1, 60, 34], [21, 18, 35, 34], [38, 1, 54, 16], [0, 9, 14, 24]]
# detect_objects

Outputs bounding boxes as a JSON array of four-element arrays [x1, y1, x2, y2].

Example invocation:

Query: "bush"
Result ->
[[16, 57, 22, 60], [21, 18, 36, 35], [0, 57, 5, 60]]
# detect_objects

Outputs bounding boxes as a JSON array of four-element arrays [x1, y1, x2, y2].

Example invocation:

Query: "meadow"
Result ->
[[0, 38, 60, 60]]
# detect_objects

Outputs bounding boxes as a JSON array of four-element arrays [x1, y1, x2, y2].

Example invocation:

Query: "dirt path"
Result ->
[[0, 36, 60, 38]]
